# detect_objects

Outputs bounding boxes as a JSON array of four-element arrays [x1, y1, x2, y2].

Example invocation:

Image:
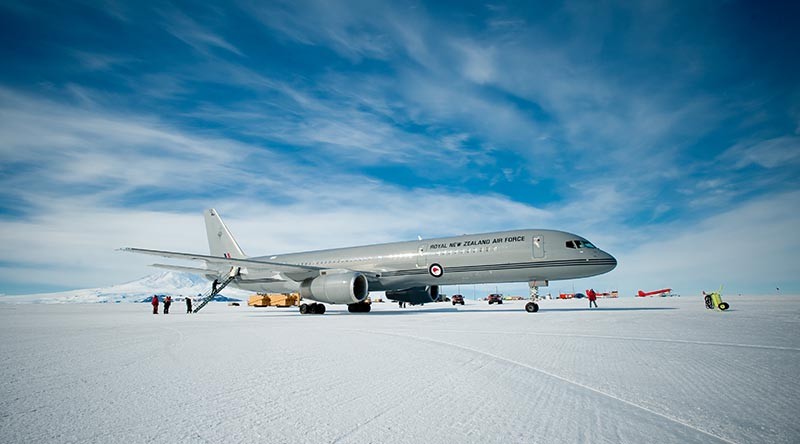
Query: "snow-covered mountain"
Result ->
[[0, 271, 251, 304]]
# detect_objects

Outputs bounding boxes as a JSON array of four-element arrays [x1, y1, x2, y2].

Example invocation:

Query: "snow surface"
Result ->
[[1, 296, 798, 443]]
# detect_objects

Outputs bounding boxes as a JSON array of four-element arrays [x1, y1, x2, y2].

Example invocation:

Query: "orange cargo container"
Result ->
[[248, 293, 301, 307]]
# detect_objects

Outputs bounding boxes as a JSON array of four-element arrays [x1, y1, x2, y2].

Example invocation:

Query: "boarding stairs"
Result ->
[[193, 268, 238, 313]]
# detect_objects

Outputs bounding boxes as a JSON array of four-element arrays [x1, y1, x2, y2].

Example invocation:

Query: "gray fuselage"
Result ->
[[230, 229, 616, 294]]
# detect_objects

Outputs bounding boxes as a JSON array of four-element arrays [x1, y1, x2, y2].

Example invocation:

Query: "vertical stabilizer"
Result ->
[[204, 209, 247, 259]]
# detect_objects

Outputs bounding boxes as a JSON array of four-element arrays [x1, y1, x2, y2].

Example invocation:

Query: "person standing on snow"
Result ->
[[587, 288, 598, 308], [163, 296, 172, 314], [186, 296, 193, 314], [151, 295, 159, 314]]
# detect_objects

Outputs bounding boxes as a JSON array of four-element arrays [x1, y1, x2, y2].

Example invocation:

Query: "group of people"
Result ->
[[150, 295, 193, 314]]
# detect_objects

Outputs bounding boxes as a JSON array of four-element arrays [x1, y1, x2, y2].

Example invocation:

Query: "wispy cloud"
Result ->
[[71, 51, 138, 71], [161, 8, 243, 56], [240, 0, 398, 62], [721, 136, 800, 169]]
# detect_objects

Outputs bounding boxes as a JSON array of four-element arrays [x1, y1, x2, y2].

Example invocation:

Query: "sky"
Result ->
[[0, 0, 798, 297]]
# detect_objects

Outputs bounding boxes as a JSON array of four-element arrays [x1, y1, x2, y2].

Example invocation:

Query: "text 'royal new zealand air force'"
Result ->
[[428, 236, 526, 250]]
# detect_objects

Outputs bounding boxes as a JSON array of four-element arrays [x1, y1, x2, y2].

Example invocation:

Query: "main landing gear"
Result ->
[[299, 303, 326, 315], [525, 302, 540, 313], [347, 301, 372, 313]]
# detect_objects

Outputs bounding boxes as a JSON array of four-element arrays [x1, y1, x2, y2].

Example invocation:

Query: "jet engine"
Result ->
[[385, 286, 439, 305], [300, 272, 369, 305]]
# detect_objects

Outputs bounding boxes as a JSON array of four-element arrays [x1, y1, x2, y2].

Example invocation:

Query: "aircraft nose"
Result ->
[[604, 252, 618, 272]]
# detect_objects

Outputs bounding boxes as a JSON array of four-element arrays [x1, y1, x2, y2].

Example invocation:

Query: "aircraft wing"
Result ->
[[121, 247, 323, 281], [151, 263, 216, 275]]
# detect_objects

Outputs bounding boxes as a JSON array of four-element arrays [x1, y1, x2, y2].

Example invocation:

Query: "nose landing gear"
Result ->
[[526, 281, 545, 313], [525, 302, 539, 313]]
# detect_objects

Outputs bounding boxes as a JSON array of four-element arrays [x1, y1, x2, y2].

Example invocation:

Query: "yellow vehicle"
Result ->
[[703, 287, 729, 311]]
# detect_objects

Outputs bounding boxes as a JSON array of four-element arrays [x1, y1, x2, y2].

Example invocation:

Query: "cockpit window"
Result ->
[[566, 240, 597, 249]]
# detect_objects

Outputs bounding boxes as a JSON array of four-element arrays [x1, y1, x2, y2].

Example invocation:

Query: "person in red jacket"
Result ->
[[151, 295, 159, 314], [587, 288, 598, 308]]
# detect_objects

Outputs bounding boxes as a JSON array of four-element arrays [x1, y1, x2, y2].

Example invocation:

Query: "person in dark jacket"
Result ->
[[151, 295, 159, 314], [587, 288, 598, 308], [163, 296, 172, 314], [186, 296, 193, 314]]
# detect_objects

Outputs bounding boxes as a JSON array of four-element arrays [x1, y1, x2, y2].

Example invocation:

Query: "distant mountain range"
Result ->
[[0, 271, 251, 304]]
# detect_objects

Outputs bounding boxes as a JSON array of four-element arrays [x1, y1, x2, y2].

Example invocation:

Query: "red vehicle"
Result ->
[[488, 294, 503, 305], [451, 294, 464, 305]]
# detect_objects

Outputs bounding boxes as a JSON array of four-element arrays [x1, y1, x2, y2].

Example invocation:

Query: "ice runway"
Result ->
[[1, 296, 798, 443]]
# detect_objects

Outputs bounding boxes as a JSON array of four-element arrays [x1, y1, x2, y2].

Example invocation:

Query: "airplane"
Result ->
[[637, 288, 672, 297], [122, 209, 617, 314]]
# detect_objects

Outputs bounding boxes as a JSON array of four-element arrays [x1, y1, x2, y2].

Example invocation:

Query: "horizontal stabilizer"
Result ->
[[121, 247, 323, 282], [151, 263, 214, 275]]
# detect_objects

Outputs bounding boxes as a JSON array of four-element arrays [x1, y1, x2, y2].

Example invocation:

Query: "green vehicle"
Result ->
[[704, 287, 730, 311]]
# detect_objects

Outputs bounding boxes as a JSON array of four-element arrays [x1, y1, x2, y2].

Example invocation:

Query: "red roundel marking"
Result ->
[[429, 263, 444, 277]]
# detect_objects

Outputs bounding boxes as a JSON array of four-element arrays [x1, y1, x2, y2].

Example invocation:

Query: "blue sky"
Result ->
[[0, 0, 798, 297]]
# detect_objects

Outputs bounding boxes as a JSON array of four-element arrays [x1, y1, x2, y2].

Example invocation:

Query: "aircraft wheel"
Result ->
[[704, 296, 713, 309], [348, 302, 371, 313], [525, 302, 539, 313], [315, 304, 326, 314], [299, 303, 309, 314], [718, 302, 730, 311], [499, 300, 503, 304]]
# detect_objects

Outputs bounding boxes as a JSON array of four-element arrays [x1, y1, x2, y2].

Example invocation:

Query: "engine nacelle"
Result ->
[[300, 272, 369, 305], [385, 286, 439, 305]]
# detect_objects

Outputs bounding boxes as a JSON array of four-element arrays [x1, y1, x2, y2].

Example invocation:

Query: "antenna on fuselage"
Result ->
[[417, 235, 422, 240]]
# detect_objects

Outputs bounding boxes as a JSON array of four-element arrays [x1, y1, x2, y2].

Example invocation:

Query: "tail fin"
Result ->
[[204, 209, 247, 259]]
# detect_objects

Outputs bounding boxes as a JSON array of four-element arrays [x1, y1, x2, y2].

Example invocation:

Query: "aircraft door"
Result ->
[[532, 235, 545, 258], [416, 244, 427, 267]]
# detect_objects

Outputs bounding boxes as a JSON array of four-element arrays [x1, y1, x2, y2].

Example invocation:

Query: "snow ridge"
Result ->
[[1, 271, 250, 304]]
